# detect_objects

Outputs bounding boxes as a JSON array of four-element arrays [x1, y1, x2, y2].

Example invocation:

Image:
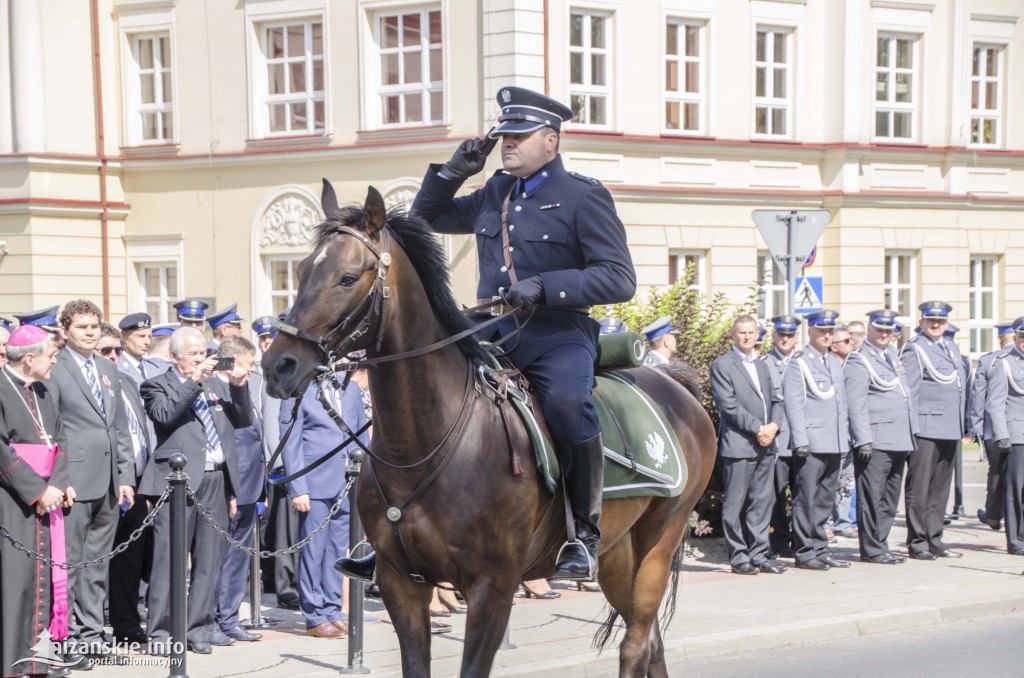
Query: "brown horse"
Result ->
[[263, 182, 716, 677]]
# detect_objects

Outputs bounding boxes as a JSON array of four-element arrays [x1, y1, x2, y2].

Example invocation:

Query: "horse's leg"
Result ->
[[377, 566, 435, 678], [618, 516, 687, 678], [596, 536, 635, 626], [458, 578, 519, 678], [646, 617, 668, 678]]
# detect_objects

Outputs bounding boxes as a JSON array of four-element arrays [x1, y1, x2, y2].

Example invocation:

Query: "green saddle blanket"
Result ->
[[509, 369, 688, 500]]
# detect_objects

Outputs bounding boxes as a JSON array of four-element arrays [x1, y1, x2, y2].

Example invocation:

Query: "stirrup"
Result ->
[[334, 553, 377, 583], [551, 539, 596, 582]]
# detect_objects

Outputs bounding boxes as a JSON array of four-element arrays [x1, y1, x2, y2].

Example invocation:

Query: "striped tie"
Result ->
[[84, 359, 104, 414], [193, 394, 221, 451]]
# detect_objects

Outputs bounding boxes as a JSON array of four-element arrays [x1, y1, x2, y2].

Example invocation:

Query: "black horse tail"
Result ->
[[592, 536, 687, 651], [659, 362, 702, 401]]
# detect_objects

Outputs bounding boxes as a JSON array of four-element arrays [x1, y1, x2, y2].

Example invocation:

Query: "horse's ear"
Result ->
[[321, 178, 342, 220], [363, 186, 386, 237]]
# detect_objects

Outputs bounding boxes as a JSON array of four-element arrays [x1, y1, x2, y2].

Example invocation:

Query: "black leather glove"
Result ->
[[855, 443, 873, 463], [793, 446, 810, 458], [442, 136, 498, 181], [503, 276, 545, 312], [997, 438, 1012, 453]]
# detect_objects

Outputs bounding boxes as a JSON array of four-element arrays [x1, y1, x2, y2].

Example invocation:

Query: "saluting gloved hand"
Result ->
[[442, 136, 499, 181], [503, 276, 545, 312], [793, 446, 810, 458], [997, 438, 1012, 453], [855, 443, 873, 463]]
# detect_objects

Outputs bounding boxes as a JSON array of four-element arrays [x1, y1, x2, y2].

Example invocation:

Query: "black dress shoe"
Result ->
[[819, 555, 851, 569], [187, 641, 213, 654], [276, 595, 300, 610], [978, 508, 1002, 530], [795, 559, 830, 571], [113, 627, 149, 645], [48, 667, 73, 678], [887, 552, 908, 563], [1010, 548, 1024, 556], [208, 630, 237, 646], [731, 562, 759, 575], [335, 552, 377, 582], [223, 625, 262, 641], [932, 549, 962, 558], [61, 652, 91, 670], [908, 550, 937, 561], [944, 512, 960, 521], [756, 561, 787, 574], [860, 553, 902, 565], [775, 547, 796, 558]]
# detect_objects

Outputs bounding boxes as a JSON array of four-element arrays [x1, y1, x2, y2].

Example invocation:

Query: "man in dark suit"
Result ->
[[48, 300, 135, 666], [118, 312, 152, 385], [140, 326, 252, 654], [280, 373, 367, 638], [95, 323, 154, 643], [212, 337, 265, 645], [711, 315, 784, 575]]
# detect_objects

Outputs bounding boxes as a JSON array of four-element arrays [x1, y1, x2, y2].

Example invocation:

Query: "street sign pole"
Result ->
[[786, 212, 796, 315], [752, 208, 833, 317]]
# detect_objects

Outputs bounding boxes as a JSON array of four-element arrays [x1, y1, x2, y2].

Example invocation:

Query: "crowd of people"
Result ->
[[0, 299, 366, 678]]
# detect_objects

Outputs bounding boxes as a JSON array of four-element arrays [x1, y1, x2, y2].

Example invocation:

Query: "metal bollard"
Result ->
[[340, 449, 370, 675], [243, 510, 278, 629], [499, 620, 516, 650], [167, 453, 190, 678]]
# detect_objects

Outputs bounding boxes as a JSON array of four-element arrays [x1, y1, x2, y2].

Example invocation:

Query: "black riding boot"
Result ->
[[552, 433, 604, 581], [334, 552, 376, 582]]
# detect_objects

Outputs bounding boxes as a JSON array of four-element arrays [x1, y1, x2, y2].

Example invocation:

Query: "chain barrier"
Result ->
[[190, 476, 356, 558], [0, 487, 172, 570]]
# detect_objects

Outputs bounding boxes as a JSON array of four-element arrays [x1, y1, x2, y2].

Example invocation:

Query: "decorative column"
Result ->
[[10, 0, 46, 152], [0, 0, 13, 153]]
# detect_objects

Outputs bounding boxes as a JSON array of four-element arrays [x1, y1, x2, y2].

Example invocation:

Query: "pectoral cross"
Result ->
[[38, 431, 53, 446]]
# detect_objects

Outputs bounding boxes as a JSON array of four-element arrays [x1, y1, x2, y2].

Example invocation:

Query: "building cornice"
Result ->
[[0, 198, 131, 219]]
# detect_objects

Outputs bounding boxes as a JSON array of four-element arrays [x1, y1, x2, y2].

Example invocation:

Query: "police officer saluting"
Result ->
[[899, 301, 967, 559], [845, 310, 915, 564], [983, 317, 1024, 555], [782, 310, 851, 570], [335, 87, 636, 584]]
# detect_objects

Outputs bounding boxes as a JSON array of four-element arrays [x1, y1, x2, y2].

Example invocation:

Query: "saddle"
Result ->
[[479, 332, 688, 500]]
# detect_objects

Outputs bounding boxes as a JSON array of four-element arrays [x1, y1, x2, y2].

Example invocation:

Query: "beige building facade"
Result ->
[[1, 0, 1022, 356]]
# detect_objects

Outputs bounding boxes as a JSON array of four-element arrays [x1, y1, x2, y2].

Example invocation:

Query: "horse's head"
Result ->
[[263, 180, 390, 399]]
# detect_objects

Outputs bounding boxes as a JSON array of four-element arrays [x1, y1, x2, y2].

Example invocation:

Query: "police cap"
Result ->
[[805, 309, 839, 329], [175, 299, 209, 321], [252, 315, 278, 338], [0, 316, 13, 332], [14, 306, 60, 332], [208, 304, 244, 329], [151, 322, 180, 337], [640, 315, 674, 341], [598, 318, 627, 334], [943, 323, 960, 338], [919, 300, 952, 319], [770, 314, 801, 334], [1012, 317, 1024, 334], [866, 309, 898, 329], [119, 312, 152, 332], [488, 86, 574, 138], [995, 321, 1014, 335]]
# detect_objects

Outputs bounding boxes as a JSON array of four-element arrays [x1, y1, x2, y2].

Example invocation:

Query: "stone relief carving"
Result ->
[[260, 195, 321, 248], [384, 188, 417, 211]]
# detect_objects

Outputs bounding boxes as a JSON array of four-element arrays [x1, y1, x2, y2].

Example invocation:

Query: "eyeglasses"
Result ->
[[98, 346, 123, 356]]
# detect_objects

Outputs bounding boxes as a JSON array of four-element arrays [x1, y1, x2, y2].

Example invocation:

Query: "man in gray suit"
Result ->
[[710, 315, 784, 575], [899, 300, 968, 559], [845, 310, 916, 564], [983, 317, 1024, 555], [763, 314, 801, 558], [782, 309, 851, 571], [972, 322, 1014, 530], [48, 300, 135, 665]]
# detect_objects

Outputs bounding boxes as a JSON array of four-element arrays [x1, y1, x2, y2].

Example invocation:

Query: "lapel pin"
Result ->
[[539, 203, 560, 210]]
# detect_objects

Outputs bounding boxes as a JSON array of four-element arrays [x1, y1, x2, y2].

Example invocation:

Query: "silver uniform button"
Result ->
[[509, 246, 514, 252], [514, 205, 522, 212], [521, 193, 527, 199], [542, 234, 549, 240], [509, 225, 515, 231], [559, 291, 566, 299], [500, 266, 508, 272]]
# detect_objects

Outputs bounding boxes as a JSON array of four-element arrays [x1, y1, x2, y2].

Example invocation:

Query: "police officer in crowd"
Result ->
[[118, 313, 153, 384], [973, 322, 1015, 530], [710, 315, 784, 575], [983, 317, 1024, 555], [143, 323, 178, 377], [641, 316, 675, 366], [175, 299, 210, 330], [208, 304, 245, 353], [845, 310, 915, 565], [763, 314, 800, 558], [14, 306, 65, 350], [899, 301, 968, 559], [782, 309, 851, 571]]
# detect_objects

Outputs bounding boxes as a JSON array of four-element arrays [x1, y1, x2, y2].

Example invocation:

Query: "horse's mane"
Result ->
[[315, 205, 487, 362]]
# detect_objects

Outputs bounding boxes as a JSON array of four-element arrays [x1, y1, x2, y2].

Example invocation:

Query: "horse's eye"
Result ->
[[339, 274, 359, 287]]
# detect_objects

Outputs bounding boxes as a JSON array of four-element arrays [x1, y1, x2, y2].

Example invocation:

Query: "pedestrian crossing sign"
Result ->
[[794, 276, 823, 313]]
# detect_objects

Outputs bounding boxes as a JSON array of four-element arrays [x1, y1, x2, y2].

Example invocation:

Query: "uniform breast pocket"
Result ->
[[805, 418, 824, 429], [473, 213, 501, 265], [523, 223, 569, 269]]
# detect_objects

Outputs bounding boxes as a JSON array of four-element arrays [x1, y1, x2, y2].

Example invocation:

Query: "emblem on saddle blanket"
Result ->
[[508, 371, 688, 499]]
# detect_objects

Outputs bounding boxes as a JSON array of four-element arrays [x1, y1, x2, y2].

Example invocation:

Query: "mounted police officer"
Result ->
[[762, 314, 800, 558], [336, 86, 636, 583], [972, 322, 1015, 530], [899, 301, 967, 559], [983, 316, 1024, 555], [781, 309, 851, 571], [845, 310, 915, 564]]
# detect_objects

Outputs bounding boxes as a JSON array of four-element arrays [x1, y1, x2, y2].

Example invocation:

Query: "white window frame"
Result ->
[[372, 7, 445, 128], [752, 26, 792, 139], [568, 7, 614, 129], [874, 33, 919, 142], [663, 18, 705, 135], [884, 251, 916, 326], [669, 250, 705, 295], [124, 233, 185, 323], [970, 44, 1004, 148], [259, 20, 326, 136], [117, 6, 178, 148], [138, 263, 179, 324], [756, 251, 787, 320], [969, 256, 999, 356], [265, 255, 305, 316]]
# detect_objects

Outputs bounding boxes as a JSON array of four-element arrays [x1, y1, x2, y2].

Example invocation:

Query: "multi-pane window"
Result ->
[[969, 256, 998, 355], [884, 252, 915, 323], [130, 33, 174, 143], [267, 257, 303, 316], [377, 9, 443, 126], [569, 10, 611, 126], [875, 34, 917, 140], [757, 251, 787, 320], [754, 27, 791, 137], [668, 250, 704, 294], [971, 45, 1003, 147], [261, 21, 325, 135], [664, 19, 703, 133], [139, 263, 178, 323]]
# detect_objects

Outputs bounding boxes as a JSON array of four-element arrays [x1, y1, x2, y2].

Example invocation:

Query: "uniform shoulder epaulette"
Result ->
[[492, 169, 510, 177], [907, 334, 922, 344], [791, 349, 805, 359], [567, 170, 601, 186], [994, 351, 1010, 362]]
